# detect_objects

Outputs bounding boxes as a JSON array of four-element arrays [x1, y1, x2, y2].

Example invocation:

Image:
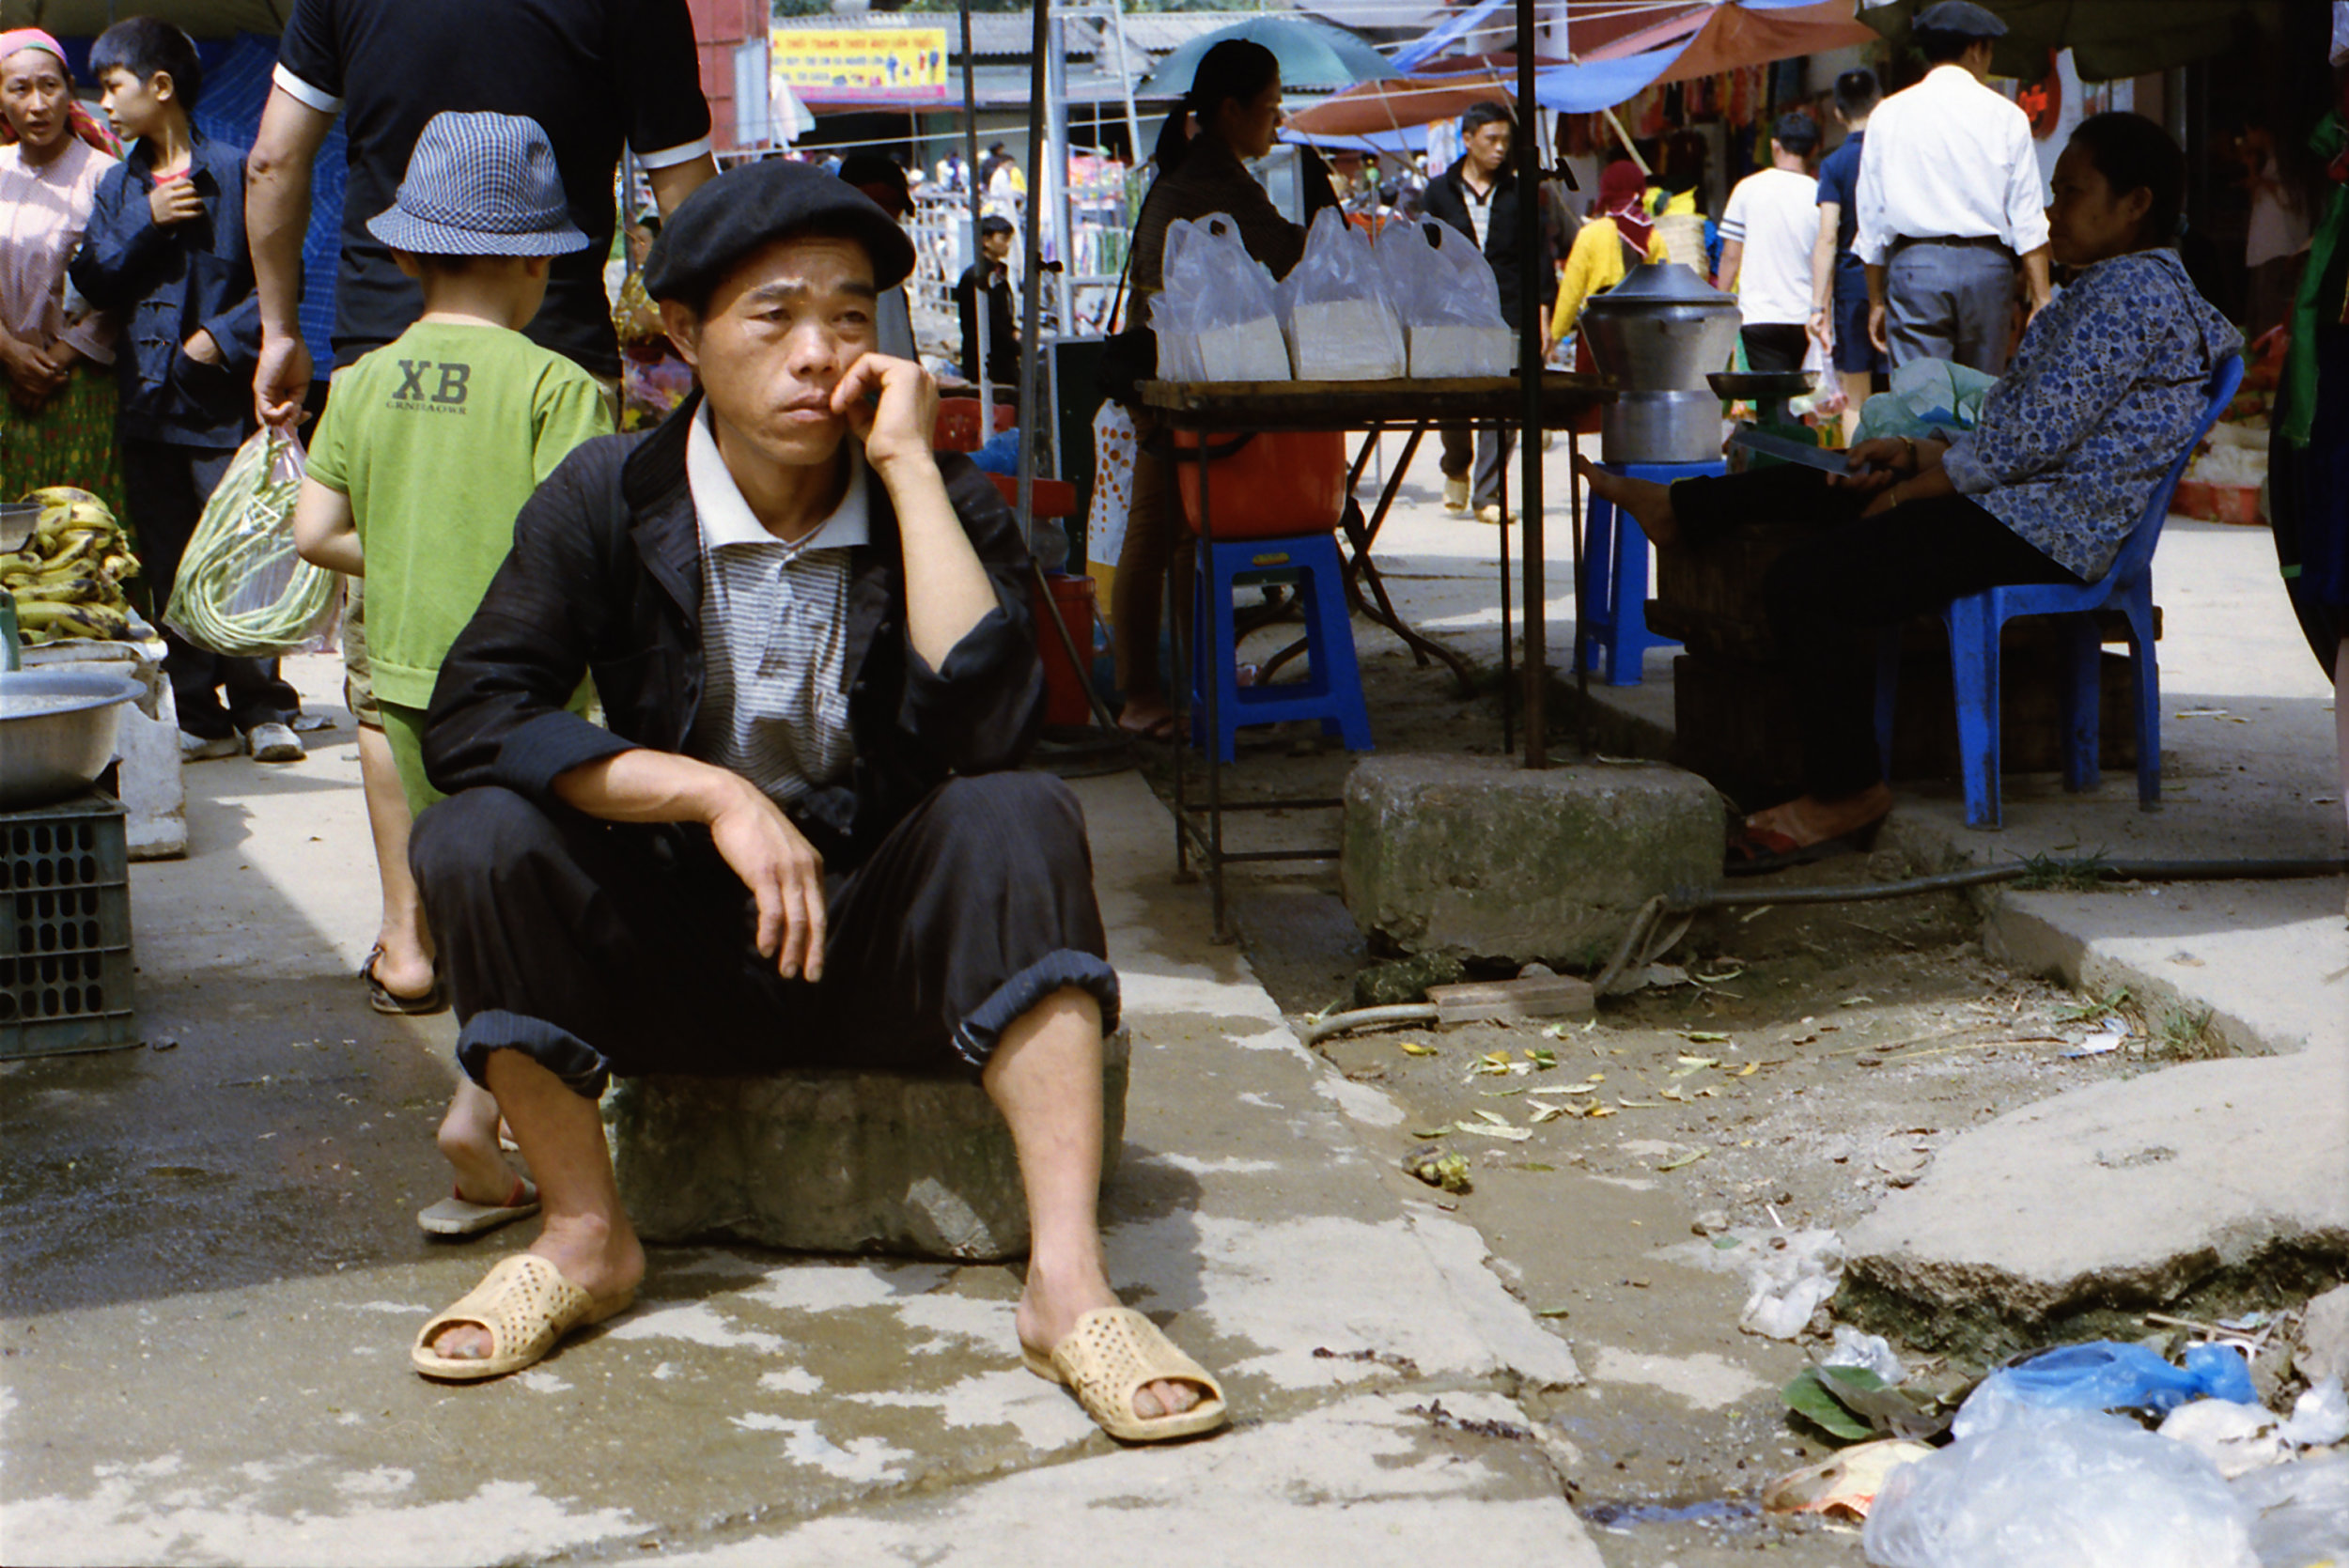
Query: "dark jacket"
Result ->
[[955, 261, 1018, 385], [1422, 162, 1558, 333], [422, 393, 1045, 871], [67, 126, 261, 449]]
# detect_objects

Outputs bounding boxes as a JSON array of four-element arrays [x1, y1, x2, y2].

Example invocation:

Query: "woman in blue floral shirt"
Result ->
[[1582, 112, 2240, 872]]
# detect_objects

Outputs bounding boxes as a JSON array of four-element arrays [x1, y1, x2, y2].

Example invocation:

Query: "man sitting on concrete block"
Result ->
[[402, 160, 1224, 1443]]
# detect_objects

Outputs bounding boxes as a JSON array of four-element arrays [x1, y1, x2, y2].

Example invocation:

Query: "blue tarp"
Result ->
[[192, 33, 345, 365], [1530, 50, 1681, 115], [1389, 0, 1512, 74], [1280, 124, 1432, 156], [1528, 0, 1847, 117]]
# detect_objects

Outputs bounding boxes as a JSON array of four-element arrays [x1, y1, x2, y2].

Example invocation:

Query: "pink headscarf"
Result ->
[[0, 31, 117, 156]]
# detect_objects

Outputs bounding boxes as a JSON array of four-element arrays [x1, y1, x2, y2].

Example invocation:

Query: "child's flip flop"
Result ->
[[417, 1176, 539, 1238]]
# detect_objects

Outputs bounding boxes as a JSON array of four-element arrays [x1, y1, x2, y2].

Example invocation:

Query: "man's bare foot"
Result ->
[[424, 1216, 644, 1359], [1017, 1260, 1204, 1421], [1743, 782, 1893, 848], [1574, 454, 1683, 548]]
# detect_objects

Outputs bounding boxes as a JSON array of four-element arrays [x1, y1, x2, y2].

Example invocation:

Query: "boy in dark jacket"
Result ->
[[70, 17, 302, 761]]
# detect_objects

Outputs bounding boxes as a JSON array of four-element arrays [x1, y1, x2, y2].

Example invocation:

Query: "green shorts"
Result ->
[[342, 580, 380, 729], [378, 698, 442, 814]]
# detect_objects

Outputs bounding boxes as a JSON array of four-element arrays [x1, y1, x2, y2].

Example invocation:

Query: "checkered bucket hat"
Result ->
[[367, 111, 589, 256]]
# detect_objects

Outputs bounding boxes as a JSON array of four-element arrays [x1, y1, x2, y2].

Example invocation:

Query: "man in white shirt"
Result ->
[[1850, 0, 2051, 374], [1716, 113, 1822, 374]]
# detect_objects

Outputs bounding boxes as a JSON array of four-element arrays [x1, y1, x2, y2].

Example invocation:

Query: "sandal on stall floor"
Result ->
[[1021, 1306, 1229, 1442], [360, 944, 448, 1016], [416, 1176, 540, 1239], [411, 1254, 634, 1381], [1724, 818, 1883, 877]]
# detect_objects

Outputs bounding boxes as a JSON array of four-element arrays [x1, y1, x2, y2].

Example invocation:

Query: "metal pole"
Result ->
[[1046, 14, 1078, 334], [1106, 0, 1143, 164], [957, 0, 990, 411], [1017, 0, 1050, 551], [1516, 0, 1546, 768]]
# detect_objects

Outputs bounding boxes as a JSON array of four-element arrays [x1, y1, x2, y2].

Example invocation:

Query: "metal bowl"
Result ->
[[0, 669, 143, 810], [0, 501, 37, 554]]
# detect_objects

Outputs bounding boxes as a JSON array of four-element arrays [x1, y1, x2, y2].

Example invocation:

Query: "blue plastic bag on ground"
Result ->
[[1952, 1342, 2256, 1440]]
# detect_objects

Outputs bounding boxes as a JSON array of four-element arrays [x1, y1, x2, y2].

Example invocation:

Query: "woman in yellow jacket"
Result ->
[[1546, 161, 1665, 365]]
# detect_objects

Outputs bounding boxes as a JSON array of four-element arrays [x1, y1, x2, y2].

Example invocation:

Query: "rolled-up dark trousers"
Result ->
[[410, 771, 1122, 1097], [1667, 463, 2081, 800]]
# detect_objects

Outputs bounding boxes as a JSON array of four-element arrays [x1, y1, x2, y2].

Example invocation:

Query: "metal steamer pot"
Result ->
[[1578, 262, 1742, 464]]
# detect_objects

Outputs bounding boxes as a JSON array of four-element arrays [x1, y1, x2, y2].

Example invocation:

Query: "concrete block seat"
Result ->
[[603, 1029, 1131, 1263]]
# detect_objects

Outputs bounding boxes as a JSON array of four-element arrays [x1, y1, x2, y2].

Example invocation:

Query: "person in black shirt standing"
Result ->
[[954, 213, 1019, 394], [246, 0, 717, 419]]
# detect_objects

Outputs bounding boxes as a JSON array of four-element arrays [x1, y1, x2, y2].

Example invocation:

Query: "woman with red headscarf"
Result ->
[[0, 29, 122, 511], [1544, 158, 1664, 366]]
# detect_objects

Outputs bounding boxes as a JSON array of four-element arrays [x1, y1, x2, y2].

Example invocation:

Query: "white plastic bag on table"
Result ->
[[1379, 217, 1515, 378], [1861, 1407, 2259, 1568], [1163, 212, 1288, 382], [1282, 208, 1405, 380], [1149, 218, 1205, 381], [164, 426, 341, 658]]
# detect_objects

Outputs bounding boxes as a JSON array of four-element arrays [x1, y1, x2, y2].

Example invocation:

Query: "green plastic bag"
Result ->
[[164, 427, 340, 658], [1853, 358, 2000, 445]]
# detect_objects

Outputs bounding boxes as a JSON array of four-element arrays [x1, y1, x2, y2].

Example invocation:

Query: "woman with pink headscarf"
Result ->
[[1544, 159, 1664, 368], [0, 28, 121, 511]]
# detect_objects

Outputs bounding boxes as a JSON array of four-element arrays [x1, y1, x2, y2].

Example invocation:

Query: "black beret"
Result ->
[[642, 159, 918, 307], [1914, 1, 2008, 39]]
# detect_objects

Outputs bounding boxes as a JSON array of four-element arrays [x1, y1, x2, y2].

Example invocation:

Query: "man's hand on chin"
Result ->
[[832, 351, 941, 477]]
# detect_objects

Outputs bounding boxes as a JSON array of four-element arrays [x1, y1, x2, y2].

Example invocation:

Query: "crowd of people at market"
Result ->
[[0, 0, 2343, 1432]]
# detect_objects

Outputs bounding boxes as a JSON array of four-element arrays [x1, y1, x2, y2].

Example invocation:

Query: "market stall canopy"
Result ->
[[0, 0, 288, 37], [1280, 122, 1433, 156], [1857, 0, 2286, 83], [1535, 0, 1881, 112], [1283, 68, 1519, 139], [1136, 14, 1402, 98]]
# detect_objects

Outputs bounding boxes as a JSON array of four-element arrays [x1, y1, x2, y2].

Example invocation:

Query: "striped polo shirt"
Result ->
[[680, 403, 863, 807]]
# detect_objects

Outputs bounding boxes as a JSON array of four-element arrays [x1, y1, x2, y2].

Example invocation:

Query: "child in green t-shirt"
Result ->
[[293, 112, 612, 1239]]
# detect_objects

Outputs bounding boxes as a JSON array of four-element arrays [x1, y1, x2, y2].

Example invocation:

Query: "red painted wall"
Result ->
[[688, 0, 762, 152]]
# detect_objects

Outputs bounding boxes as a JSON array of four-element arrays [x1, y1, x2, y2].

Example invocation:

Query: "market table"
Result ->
[[1137, 373, 1615, 938]]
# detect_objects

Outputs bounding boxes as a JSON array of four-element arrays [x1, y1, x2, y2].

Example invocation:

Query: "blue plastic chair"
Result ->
[[1190, 533, 1374, 764], [1577, 458, 1708, 686], [1873, 354, 2244, 829]]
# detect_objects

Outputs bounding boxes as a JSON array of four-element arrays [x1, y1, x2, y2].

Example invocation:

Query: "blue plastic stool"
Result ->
[[1190, 533, 1374, 765], [1578, 458, 1708, 685], [1870, 354, 2242, 829]]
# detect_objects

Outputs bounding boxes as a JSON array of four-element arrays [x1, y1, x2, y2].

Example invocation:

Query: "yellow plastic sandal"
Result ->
[[410, 1254, 633, 1382], [1021, 1306, 1229, 1442]]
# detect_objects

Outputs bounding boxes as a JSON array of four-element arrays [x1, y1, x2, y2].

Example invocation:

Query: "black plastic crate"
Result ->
[[0, 793, 137, 1058]]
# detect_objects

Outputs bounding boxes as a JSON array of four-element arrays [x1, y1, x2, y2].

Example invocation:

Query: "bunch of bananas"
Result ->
[[2, 487, 141, 644]]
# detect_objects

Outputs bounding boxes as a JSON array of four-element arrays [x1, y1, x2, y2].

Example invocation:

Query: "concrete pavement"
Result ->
[[0, 681, 1605, 1567], [1328, 428, 2349, 1343]]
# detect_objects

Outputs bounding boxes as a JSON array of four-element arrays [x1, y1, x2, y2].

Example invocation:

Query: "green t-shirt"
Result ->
[[308, 319, 612, 707]]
